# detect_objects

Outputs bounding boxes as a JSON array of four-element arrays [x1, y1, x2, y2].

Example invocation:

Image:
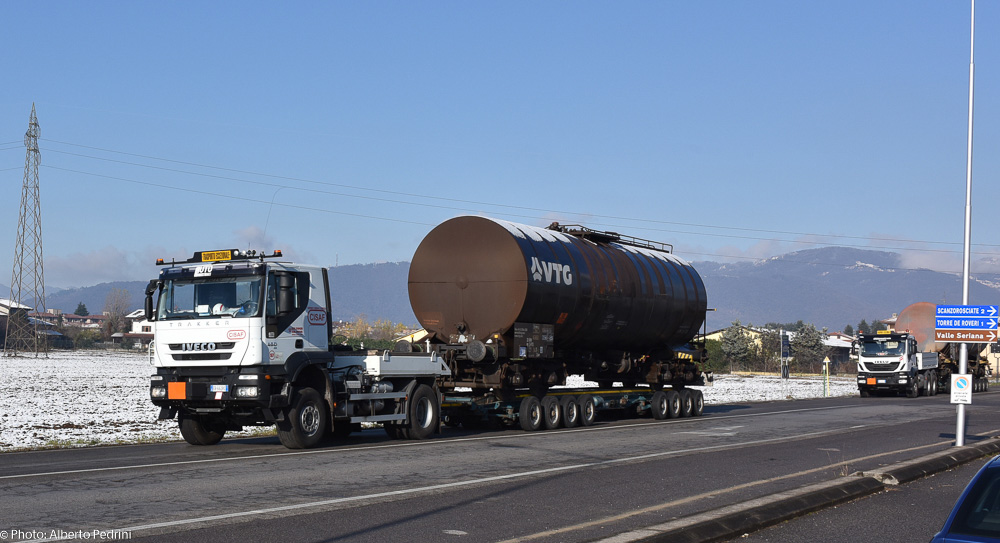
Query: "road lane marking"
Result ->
[[495, 431, 1000, 543], [37, 426, 881, 541], [0, 403, 945, 481]]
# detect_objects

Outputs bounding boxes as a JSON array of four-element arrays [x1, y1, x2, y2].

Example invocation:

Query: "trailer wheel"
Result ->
[[665, 390, 681, 418], [678, 389, 693, 417], [540, 396, 561, 430], [561, 396, 580, 428], [930, 373, 938, 396], [577, 394, 596, 427], [179, 414, 225, 446], [691, 390, 705, 417], [519, 396, 543, 431], [277, 387, 328, 449], [406, 384, 439, 440], [650, 391, 669, 420]]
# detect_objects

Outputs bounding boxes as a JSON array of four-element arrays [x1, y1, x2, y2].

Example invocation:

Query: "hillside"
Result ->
[[5, 247, 1000, 333]]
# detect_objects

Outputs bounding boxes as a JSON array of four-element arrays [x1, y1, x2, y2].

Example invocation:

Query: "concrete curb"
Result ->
[[594, 438, 1000, 543]]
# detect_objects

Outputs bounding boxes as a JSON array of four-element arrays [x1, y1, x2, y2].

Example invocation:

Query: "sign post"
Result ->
[[936, 305, 997, 446]]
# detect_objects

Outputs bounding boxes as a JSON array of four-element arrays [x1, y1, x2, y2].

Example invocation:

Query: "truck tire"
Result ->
[[905, 379, 919, 398], [519, 396, 543, 431], [179, 415, 225, 446], [691, 390, 705, 417], [929, 372, 938, 396], [665, 390, 681, 418], [679, 389, 693, 417], [277, 387, 328, 449], [650, 391, 669, 420], [560, 396, 580, 428], [578, 394, 596, 426], [405, 384, 439, 439], [541, 396, 562, 430], [859, 387, 870, 398]]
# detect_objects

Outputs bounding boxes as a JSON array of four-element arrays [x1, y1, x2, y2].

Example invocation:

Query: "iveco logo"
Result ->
[[182, 342, 217, 351], [530, 257, 573, 285]]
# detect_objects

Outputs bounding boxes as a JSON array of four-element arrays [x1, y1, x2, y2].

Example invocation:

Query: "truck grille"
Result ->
[[864, 362, 900, 372], [168, 342, 237, 361]]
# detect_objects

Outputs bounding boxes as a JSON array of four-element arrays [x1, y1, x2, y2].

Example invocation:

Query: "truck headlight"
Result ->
[[236, 386, 259, 398], [151, 386, 167, 398]]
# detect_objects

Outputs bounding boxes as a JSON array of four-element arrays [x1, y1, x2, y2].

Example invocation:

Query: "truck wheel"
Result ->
[[679, 389, 693, 417], [519, 396, 543, 431], [179, 415, 225, 446], [540, 396, 562, 430], [561, 396, 580, 428], [665, 390, 681, 418], [691, 390, 705, 417], [277, 387, 328, 449], [577, 394, 596, 427], [650, 391, 669, 420], [859, 388, 870, 398], [905, 379, 919, 398], [406, 384, 439, 439]]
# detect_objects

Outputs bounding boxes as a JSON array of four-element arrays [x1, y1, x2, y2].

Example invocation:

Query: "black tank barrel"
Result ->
[[408, 216, 707, 353]]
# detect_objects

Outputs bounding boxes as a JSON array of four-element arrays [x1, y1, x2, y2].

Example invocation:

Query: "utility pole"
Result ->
[[4, 104, 47, 357]]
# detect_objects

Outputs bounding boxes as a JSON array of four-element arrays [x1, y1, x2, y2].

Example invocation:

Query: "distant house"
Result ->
[[122, 309, 154, 348], [61, 313, 107, 329]]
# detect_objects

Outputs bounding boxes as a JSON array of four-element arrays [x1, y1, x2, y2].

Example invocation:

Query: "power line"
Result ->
[[40, 138, 994, 251]]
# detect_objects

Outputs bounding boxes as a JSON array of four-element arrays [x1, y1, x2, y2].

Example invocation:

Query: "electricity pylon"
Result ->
[[4, 103, 47, 357]]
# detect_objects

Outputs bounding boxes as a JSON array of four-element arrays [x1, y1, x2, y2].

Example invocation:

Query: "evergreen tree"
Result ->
[[75, 302, 89, 316], [843, 324, 855, 336]]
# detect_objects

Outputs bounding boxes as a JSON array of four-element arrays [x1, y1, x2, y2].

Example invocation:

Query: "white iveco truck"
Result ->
[[146, 249, 449, 448], [855, 330, 940, 398]]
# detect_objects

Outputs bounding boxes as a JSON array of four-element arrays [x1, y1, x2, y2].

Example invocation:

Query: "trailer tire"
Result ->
[[578, 394, 596, 427], [679, 389, 693, 417], [561, 396, 580, 428], [665, 390, 681, 418], [179, 415, 225, 446], [691, 390, 705, 417], [650, 391, 669, 420], [277, 387, 328, 449], [406, 384, 439, 440], [519, 396, 543, 431], [540, 396, 561, 430], [930, 373, 938, 396]]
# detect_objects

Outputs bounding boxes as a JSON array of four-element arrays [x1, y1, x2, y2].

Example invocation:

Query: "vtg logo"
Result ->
[[530, 257, 573, 285]]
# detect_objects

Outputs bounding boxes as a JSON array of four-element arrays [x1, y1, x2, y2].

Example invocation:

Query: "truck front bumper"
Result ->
[[150, 371, 289, 418], [857, 372, 909, 388]]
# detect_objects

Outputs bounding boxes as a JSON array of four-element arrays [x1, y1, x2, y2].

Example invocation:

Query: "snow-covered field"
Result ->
[[0, 350, 859, 452]]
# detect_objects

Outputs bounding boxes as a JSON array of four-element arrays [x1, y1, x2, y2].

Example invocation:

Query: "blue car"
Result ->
[[932, 455, 1000, 542]]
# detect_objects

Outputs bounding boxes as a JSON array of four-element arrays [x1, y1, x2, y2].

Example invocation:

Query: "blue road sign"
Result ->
[[936, 317, 999, 330], [936, 305, 999, 317]]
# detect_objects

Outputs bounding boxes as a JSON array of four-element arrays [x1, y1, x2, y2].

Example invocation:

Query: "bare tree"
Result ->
[[103, 288, 131, 339]]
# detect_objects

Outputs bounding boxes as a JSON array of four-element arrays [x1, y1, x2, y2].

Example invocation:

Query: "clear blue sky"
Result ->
[[1, 1, 997, 288]]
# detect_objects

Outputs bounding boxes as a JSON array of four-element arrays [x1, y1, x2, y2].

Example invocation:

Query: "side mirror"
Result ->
[[144, 280, 159, 321]]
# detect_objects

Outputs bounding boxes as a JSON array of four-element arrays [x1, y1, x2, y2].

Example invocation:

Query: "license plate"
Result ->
[[877, 379, 887, 384], [210, 385, 229, 392]]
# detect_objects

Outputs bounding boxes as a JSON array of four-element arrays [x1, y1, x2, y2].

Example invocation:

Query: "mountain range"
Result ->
[[2, 247, 997, 333]]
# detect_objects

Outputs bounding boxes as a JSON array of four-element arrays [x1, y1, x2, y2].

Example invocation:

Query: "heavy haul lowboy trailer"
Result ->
[[147, 216, 711, 449]]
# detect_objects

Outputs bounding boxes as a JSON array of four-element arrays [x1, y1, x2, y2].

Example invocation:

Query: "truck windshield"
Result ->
[[859, 339, 904, 357], [157, 276, 263, 320]]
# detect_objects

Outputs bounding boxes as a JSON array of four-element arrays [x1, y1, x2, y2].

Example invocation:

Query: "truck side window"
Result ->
[[266, 274, 277, 317]]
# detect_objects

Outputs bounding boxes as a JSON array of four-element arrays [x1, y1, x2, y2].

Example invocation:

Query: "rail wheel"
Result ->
[[561, 396, 580, 428], [577, 394, 596, 426]]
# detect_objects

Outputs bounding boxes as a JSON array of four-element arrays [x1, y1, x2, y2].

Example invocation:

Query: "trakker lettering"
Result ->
[[530, 257, 573, 285]]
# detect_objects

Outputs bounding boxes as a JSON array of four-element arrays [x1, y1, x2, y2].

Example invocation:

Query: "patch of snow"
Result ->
[[0, 351, 860, 452], [849, 261, 895, 272]]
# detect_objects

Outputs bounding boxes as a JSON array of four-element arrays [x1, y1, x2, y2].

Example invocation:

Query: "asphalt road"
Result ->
[[2, 391, 998, 543], [727, 454, 987, 543]]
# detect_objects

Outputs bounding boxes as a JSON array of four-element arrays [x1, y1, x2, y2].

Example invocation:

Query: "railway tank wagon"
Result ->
[[407, 215, 709, 394]]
